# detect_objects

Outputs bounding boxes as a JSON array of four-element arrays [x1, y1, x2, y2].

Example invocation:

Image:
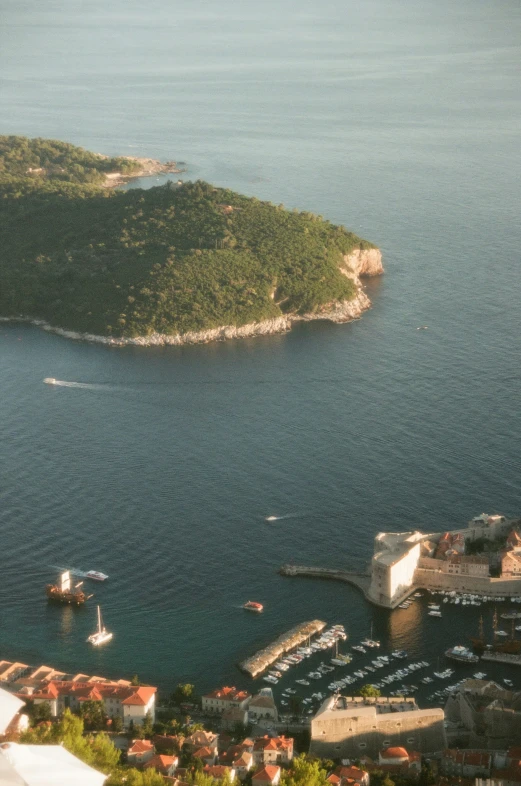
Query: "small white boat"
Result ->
[[87, 605, 113, 646], [428, 610, 442, 617], [85, 570, 109, 582], [43, 378, 57, 385]]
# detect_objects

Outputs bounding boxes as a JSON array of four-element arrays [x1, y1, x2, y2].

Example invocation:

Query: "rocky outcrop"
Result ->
[[1, 247, 383, 346], [340, 247, 384, 279]]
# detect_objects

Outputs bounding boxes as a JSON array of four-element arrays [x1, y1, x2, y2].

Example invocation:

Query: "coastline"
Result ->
[[0, 291, 371, 348], [0, 248, 382, 347], [101, 155, 186, 188]]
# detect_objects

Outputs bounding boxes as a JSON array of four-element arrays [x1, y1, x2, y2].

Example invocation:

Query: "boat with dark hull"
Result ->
[[46, 570, 92, 605]]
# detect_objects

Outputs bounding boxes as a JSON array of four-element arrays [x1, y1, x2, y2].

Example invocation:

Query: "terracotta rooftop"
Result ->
[[253, 765, 281, 781], [380, 747, 409, 759], [129, 739, 155, 754]]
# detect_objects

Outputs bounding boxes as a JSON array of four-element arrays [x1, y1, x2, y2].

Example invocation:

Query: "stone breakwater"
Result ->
[[239, 619, 327, 678], [1, 248, 383, 347]]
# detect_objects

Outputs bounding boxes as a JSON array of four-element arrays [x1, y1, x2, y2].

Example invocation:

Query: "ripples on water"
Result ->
[[0, 0, 521, 697]]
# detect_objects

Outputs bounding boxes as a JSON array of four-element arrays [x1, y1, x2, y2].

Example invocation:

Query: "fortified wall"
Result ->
[[367, 514, 519, 608], [310, 695, 446, 759]]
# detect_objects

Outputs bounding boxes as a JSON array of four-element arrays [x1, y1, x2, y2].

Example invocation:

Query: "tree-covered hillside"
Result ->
[[0, 137, 376, 338]]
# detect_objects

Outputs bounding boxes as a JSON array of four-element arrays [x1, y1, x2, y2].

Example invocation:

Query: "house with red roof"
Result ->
[[203, 764, 236, 781], [376, 747, 421, 776], [332, 765, 369, 785], [252, 736, 293, 766], [127, 738, 155, 765], [202, 687, 251, 715], [31, 680, 156, 728], [441, 749, 492, 778], [252, 764, 281, 786], [192, 745, 217, 766], [144, 753, 178, 776]]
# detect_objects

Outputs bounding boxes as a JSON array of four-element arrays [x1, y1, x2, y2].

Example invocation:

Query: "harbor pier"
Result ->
[[239, 619, 326, 677], [279, 564, 371, 597]]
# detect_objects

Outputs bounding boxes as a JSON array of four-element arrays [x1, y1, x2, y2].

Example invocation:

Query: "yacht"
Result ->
[[87, 606, 113, 646]]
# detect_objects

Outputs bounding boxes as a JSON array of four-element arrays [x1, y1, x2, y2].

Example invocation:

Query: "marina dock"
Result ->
[[239, 619, 327, 677], [279, 564, 371, 598]]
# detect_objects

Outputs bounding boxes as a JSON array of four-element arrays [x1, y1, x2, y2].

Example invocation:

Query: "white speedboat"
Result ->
[[85, 570, 109, 582], [43, 378, 57, 385], [87, 605, 113, 646]]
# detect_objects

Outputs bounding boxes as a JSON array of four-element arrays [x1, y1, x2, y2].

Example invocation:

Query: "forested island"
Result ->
[[0, 136, 383, 345]]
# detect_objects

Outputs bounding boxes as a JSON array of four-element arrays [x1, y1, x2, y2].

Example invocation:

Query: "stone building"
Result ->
[[309, 695, 446, 759], [444, 679, 521, 749]]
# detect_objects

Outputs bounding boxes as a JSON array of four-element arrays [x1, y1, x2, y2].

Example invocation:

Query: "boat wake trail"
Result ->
[[43, 379, 107, 390], [52, 565, 88, 578], [265, 513, 300, 522]]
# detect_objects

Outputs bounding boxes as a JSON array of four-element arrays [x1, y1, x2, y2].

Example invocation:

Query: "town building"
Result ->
[[329, 765, 369, 786], [203, 764, 236, 782], [252, 764, 281, 786], [202, 687, 251, 715], [144, 754, 178, 776], [30, 681, 156, 728], [247, 693, 279, 723], [440, 749, 492, 778], [252, 736, 294, 766], [445, 679, 521, 749], [310, 695, 446, 759], [127, 739, 156, 766]]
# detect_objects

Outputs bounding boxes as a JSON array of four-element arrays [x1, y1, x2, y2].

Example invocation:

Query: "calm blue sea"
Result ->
[[1, 0, 520, 704]]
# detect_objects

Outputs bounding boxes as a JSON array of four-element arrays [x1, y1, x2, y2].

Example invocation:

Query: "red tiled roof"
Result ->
[[32, 680, 156, 706], [144, 754, 177, 772], [380, 747, 409, 759], [193, 747, 214, 759], [203, 686, 250, 701], [129, 739, 155, 754], [253, 765, 280, 781], [204, 765, 234, 779], [463, 752, 490, 767], [253, 736, 293, 752]]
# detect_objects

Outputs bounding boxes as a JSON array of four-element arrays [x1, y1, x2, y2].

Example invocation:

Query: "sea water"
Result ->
[[0, 0, 520, 699]]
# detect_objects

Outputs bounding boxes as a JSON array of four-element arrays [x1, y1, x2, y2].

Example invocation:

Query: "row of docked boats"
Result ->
[[263, 625, 347, 684]]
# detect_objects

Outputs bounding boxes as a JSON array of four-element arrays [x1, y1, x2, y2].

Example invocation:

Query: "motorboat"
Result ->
[[85, 570, 109, 582], [43, 378, 57, 385], [87, 605, 113, 646], [243, 601, 263, 612]]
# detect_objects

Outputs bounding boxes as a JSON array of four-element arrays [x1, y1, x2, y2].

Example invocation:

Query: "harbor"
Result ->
[[239, 619, 327, 677]]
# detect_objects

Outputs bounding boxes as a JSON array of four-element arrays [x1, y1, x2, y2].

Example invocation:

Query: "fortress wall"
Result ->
[[413, 568, 521, 596], [310, 708, 446, 759]]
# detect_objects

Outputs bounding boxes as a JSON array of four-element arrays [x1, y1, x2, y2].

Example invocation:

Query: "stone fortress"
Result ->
[[368, 513, 521, 608], [310, 695, 446, 759]]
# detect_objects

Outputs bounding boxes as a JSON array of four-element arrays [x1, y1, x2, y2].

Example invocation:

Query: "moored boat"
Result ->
[[46, 570, 92, 605], [87, 605, 113, 646], [445, 645, 479, 664]]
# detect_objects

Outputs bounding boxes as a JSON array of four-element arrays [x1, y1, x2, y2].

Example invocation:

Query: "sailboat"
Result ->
[[87, 605, 113, 646]]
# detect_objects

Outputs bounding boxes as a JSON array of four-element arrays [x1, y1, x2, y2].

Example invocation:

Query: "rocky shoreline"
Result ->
[[1, 249, 383, 347], [102, 155, 186, 188]]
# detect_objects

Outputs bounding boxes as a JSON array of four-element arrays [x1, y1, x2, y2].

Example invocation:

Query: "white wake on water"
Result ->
[[265, 513, 299, 521], [43, 378, 106, 390]]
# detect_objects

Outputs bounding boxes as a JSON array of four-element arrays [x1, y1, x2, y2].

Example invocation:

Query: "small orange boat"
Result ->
[[243, 601, 263, 613]]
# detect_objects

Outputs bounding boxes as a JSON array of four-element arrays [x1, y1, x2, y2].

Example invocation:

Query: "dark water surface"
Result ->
[[1, 0, 520, 702]]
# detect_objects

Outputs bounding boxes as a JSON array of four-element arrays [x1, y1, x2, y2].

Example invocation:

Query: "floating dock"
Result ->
[[239, 619, 327, 677]]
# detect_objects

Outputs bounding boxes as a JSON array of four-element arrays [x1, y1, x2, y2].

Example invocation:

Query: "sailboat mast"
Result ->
[[97, 605, 102, 633]]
